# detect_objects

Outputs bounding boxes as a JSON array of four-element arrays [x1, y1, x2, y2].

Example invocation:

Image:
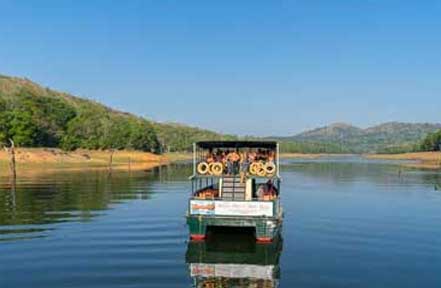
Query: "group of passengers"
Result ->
[[204, 149, 276, 180]]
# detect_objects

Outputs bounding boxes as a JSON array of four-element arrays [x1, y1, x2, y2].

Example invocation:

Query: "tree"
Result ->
[[60, 108, 106, 150], [60, 106, 160, 152], [8, 109, 39, 146], [129, 120, 160, 152], [420, 130, 441, 151], [16, 93, 76, 146], [0, 99, 10, 144]]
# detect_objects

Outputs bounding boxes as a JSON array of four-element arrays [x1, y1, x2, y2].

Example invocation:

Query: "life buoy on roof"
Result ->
[[209, 162, 223, 176], [197, 162, 210, 175], [249, 162, 262, 175], [257, 165, 267, 177], [264, 162, 276, 176]]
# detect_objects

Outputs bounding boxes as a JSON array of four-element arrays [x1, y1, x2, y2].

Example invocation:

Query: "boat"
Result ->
[[186, 141, 283, 243]]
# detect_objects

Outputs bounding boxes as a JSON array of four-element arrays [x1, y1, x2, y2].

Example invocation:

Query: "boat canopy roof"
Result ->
[[196, 141, 277, 149]]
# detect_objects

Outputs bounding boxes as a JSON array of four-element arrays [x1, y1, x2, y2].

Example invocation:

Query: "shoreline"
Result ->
[[364, 152, 441, 169], [0, 150, 339, 177], [0, 148, 169, 177], [281, 153, 356, 159], [2, 149, 440, 178]]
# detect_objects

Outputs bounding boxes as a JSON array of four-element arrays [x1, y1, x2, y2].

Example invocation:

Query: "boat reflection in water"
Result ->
[[186, 228, 283, 288]]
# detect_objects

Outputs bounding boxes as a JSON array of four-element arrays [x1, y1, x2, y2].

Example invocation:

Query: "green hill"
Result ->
[[153, 122, 236, 152], [0, 75, 228, 152], [279, 122, 441, 153]]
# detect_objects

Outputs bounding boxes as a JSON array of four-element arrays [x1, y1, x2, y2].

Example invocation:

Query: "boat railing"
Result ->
[[191, 175, 280, 202], [192, 142, 281, 179], [190, 196, 279, 203]]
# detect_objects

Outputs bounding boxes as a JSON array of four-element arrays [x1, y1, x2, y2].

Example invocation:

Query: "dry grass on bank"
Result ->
[[163, 152, 192, 162], [281, 153, 354, 159], [2, 149, 440, 177], [0, 148, 167, 176], [365, 152, 441, 169]]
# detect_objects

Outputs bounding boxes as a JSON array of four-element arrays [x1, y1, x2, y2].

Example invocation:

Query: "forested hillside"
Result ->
[[0, 75, 228, 152], [278, 140, 351, 154], [153, 122, 236, 152]]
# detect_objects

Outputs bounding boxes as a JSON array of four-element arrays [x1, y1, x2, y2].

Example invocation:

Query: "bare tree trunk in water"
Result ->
[[4, 139, 16, 180], [128, 157, 131, 173], [108, 149, 114, 173], [10, 177, 16, 210], [438, 148, 441, 169]]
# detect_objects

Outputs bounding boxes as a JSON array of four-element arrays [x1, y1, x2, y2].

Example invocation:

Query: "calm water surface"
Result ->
[[1, 158, 440, 287]]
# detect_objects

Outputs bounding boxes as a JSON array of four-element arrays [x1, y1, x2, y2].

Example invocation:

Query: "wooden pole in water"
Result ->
[[438, 147, 441, 169], [108, 149, 114, 173], [9, 176, 16, 210], [3, 139, 16, 180]]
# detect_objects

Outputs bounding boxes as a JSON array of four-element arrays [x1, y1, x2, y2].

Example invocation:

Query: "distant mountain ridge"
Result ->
[[278, 122, 441, 153], [293, 122, 364, 142]]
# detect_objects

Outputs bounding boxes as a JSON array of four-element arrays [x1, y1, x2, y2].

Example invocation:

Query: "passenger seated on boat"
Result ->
[[239, 153, 250, 183], [228, 150, 241, 162], [195, 188, 218, 199], [226, 150, 240, 175], [221, 151, 228, 166], [256, 180, 278, 200], [249, 151, 257, 162], [255, 149, 262, 161], [226, 159, 233, 175], [266, 179, 278, 196], [255, 149, 269, 162], [206, 149, 215, 164], [256, 184, 266, 199], [268, 151, 275, 162], [215, 150, 223, 162]]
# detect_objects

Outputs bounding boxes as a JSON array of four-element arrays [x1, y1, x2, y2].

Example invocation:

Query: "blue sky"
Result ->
[[0, 0, 440, 136]]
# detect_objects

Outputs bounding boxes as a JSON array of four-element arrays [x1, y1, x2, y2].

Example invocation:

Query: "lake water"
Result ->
[[1, 157, 440, 287]]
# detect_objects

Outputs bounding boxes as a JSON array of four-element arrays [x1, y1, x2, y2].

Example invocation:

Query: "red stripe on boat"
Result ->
[[256, 237, 272, 243], [190, 234, 206, 241]]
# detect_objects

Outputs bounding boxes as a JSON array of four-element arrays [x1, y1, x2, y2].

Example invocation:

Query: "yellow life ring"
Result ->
[[209, 162, 223, 176], [197, 162, 210, 175], [249, 162, 261, 175], [264, 162, 276, 176], [208, 163, 215, 175], [249, 163, 255, 175], [257, 166, 267, 177]]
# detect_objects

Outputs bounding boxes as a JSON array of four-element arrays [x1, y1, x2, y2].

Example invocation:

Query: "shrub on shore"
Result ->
[[419, 130, 441, 151]]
